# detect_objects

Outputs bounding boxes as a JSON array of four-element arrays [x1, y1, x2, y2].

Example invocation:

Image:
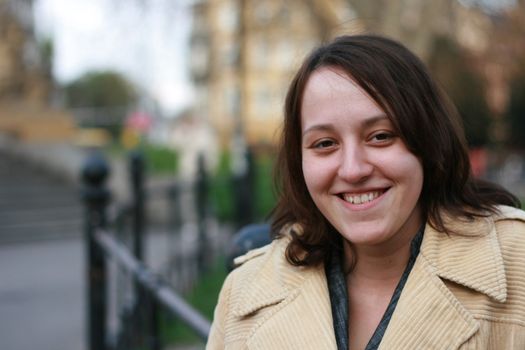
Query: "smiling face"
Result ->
[[301, 67, 424, 252]]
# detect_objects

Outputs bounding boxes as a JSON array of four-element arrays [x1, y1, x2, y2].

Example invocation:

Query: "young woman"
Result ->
[[206, 35, 525, 350]]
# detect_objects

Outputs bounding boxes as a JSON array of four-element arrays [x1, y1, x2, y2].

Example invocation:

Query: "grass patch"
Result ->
[[163, 256, 228, 346], [254, 152, 277, 221]]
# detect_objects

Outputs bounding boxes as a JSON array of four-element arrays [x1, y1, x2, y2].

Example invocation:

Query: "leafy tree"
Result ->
[[428, 37, 492, 147], [64, 70, 137, 138], [64, 70, 136, 108]]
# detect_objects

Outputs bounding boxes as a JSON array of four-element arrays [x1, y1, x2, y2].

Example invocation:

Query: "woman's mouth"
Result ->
[[341, 189, 387, 204]]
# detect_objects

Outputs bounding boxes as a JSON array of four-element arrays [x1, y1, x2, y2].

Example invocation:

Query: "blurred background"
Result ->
[[1, 0, 524, 349]]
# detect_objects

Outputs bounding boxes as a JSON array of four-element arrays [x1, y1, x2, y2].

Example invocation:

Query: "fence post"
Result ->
[[129, 150, 146, 260], [232, 147, 254, 229], [196, 154, 208, 273], [82, 152, 111, 350], [168, 183, 181, 236], [167, 182, 182, 288], [129, 150, 148, 348], [147, 293, 162, 350]]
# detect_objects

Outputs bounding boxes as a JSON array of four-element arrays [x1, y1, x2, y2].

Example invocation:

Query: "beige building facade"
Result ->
[[0, 0, 50, 103], [189, 0, 516, 147], [0, 0, 74, 142], [190, 0, 360, 147]]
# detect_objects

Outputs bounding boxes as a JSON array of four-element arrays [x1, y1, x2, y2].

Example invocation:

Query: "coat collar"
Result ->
[[419, 205, 525, 303], [231, 236, 337, 349], [420, 212, 507, 303], [234, 206, 522, 315], [380, 205, 525, 349], [379, 214, 499, 349], [232, 237, 311, 317], [231, 206, 525, 348]]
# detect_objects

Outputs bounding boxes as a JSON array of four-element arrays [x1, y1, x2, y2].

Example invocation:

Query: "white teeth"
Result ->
[[343, 191, 380, 205]]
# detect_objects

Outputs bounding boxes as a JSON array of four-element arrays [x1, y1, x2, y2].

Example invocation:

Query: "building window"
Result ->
[[252, 36, 269, 70], [217, 1, 238, 33], [221, 41, 239, 67]]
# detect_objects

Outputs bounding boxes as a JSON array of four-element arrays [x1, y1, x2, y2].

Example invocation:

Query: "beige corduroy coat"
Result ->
[[206, 206, 525, 349]]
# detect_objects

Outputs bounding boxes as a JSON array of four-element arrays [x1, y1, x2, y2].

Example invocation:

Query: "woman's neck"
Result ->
[[345, 243, 411, 289], [342, 227, 418, 288]]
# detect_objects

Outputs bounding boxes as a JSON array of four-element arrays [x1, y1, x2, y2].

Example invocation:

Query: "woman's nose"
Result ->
[[337, 145, 374, 183]]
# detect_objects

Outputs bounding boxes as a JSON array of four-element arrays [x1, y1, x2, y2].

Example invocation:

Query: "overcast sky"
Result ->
[[33, 0, 194, 116]]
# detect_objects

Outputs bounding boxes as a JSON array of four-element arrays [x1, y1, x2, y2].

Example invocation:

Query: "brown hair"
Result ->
[[271, 34, 520, 267]]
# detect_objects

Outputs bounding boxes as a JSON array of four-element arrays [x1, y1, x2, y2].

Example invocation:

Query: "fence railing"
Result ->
[[82, 151, 213, 350]]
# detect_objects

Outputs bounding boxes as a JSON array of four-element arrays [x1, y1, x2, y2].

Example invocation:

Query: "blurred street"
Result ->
[[0, 238, 85, 350], [0, 230, 193, 350]]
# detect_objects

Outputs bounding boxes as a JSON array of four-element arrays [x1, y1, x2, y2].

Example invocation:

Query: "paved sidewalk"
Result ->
[[0, 238, 85, 350], [0, 231, 212, 350]]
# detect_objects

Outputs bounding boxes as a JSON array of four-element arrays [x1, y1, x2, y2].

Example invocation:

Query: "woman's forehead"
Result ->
[[301, 67, 388, 125]]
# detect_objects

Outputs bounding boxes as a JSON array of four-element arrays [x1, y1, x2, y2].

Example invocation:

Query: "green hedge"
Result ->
[[106, 142, 180, 175], [209, 151, 277, 223], [142, 143, 180, 175]]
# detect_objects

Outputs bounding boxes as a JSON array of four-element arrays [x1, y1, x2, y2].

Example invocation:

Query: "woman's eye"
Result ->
[[371, 132, 394, 143], [313, 139, 335, 149]]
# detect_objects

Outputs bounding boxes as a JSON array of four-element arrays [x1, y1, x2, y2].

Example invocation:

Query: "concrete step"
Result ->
[[0, 181, 71, 192], [0, 220, 82, 244], [0, 194, 82, 211], [0, 154, 83, 244], [0, 206, 82, 223]]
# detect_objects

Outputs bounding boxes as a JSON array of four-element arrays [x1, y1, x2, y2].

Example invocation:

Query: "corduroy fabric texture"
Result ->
[[206, 205, 525, 349]]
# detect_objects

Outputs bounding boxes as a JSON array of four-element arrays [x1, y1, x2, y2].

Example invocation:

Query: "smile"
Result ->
[[341, 190, 386, 204]]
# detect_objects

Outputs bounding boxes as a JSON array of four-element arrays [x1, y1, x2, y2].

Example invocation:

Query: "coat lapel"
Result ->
[[247, 265, 338, 349], [381, 214, 509, 349], [232, 238, 337, 349], [232, 239, 301, 317], [379, 254, 480, 349]]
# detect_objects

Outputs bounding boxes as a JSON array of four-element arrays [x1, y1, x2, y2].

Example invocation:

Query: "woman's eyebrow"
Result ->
[[361, 114, 389, 128], [302, 114, 389, 137], [302, 124, 335, 137]]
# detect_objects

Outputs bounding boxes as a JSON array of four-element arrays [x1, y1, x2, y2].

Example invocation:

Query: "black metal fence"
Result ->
[[82, 151, 215, 350]]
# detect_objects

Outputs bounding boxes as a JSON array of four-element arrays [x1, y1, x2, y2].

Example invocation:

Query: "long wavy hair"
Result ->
[[271, 34, 520, 267]]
